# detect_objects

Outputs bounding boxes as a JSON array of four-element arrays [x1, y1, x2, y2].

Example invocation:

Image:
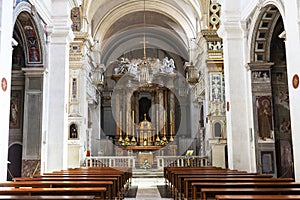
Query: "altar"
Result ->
[[138, 152, 153, 168]]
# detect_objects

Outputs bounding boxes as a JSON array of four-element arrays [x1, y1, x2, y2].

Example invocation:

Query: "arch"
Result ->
[[101, 26, 189, 66], [69, 123, 79, 139], [13, 1, 46, 67], [250, 5, 281, 62], [213, 122, 222, 138], [247, 1, 285, 63], [7, 143, 22, 181], [91, 0, 199, 42]]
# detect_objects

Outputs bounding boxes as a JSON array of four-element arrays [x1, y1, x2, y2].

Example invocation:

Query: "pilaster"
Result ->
[[285, 0, 300, 181], [0, 0, 13, 181], [44, 0, 74, 172], [218, 16, 255, 172]]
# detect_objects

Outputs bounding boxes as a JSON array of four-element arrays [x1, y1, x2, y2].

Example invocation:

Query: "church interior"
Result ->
[[1, 0, 300, 199]]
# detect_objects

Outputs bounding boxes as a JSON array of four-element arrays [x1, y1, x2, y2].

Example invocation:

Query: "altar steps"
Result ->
[[132, 168, 164, 178]]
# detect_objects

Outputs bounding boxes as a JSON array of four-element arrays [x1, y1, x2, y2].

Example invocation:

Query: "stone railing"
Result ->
[[156, 156, 208, 169], [84, 155, 208, 169], [85, 156, 136, 168]]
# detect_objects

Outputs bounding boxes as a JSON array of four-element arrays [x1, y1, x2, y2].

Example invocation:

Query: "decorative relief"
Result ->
[[86, 79, 97, 103], [71, 7, 81, 32], [209, 1, 221, 30], [192, 74, 205, 103], [210, 73, 223, 101], [252, 71, 270, 82], [208, 41, 223, 50], [17, 12, 42, 64]]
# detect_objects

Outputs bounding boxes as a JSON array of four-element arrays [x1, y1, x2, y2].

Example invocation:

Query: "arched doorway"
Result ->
[[249, 5, 294, 178], [7, 144, 22, 181]]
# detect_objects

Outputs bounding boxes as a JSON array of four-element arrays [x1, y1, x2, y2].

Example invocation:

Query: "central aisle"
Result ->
[[124, 178, 173, 200]]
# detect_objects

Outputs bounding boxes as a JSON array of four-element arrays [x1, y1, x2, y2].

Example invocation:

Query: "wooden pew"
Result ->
[[0, 181, 114, 200], [192, 182, 300, 200], [34, 167, 132, 194], [33, 172, 126, 198], [166, 168, 263, 198], [177, 174, 276, 199], [182, 177, 293, 200], [13, 177, 119, 199], [0, 187, 106, 199], [215, 194, 300, 200], [0, 195, 96, 199]]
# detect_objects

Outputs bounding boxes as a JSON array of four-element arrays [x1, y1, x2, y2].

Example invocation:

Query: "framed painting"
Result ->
[[261, 151, 274, 174], [9, 90, 22, 129]]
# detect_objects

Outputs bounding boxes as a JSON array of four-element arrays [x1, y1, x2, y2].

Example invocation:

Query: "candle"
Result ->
[[119, 111, 122, 129], [132, 110, 134, 122]]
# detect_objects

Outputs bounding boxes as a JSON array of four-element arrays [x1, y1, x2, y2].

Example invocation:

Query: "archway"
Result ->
[[10, 8, 44, 178], [7, 144, 22, 181], [249, 5, 294, 178]]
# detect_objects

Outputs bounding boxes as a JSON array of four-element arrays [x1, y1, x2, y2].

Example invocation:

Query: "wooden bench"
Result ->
[[192, 182, 300, 200], [13, 177, 119, 199], [182, 177, 293, 200], [0, 195, 96, 199], [176, 174, 276, 199], [202, 188, 300, 200], [0, 187, 106, 199], [0, 181, 114, 200], [33, 173, 125, 198], [215, 194, 300, 200], [168, 169, 267, 199]]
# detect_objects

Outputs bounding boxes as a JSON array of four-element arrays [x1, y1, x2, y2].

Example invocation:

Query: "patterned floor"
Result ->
[[124, 178, 173, 200]]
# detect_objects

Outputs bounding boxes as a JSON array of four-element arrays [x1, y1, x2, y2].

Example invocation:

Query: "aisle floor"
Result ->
[[124, 178, 173, 200]]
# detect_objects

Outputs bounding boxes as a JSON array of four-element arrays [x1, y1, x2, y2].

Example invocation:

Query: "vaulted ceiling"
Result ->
[[82, 0, 205, 66]]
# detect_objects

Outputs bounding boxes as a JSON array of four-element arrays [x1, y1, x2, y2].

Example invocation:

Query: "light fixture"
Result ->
[[112, 0, 176, 84]]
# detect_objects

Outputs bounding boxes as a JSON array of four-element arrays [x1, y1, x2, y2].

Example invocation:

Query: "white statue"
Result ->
[[166, 58, 175, 73], [128, 60, 139, 78]]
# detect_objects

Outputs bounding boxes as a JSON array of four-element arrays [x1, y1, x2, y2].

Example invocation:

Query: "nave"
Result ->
[[0, 165, 299, 199], [124, 178, 172, 200]]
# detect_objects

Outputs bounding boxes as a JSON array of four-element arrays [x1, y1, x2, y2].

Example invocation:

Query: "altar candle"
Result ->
[[132, 110, 134, 122]]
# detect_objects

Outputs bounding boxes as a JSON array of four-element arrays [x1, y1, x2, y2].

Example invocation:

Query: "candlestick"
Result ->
[[119, 111, 123, 142]]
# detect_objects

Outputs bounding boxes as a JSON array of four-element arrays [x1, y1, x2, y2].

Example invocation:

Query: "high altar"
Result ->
[[111, 57, 179, 168]]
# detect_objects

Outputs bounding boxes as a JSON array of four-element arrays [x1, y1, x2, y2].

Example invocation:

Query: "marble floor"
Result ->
[[124, 178, 173, 200]]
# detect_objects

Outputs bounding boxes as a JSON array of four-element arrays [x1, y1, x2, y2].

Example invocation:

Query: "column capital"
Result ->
[[217, 21, 243, 39]]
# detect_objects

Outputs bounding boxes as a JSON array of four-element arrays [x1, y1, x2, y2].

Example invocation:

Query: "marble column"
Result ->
[[155, 90, 160, 141], [134, 92, 139, 141], [125, 88, 131, 140], [169, 91, 175, 141], [115, 90, 120, 140], [164, 90, 168, 136], [217, 1, 255, 172], [158, 89, 164, 138], [0, 0, 13, 181], [45, 0, 74, 172]]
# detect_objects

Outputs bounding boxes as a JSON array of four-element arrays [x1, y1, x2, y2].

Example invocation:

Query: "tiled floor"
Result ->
[[124, 178, 173, 200]]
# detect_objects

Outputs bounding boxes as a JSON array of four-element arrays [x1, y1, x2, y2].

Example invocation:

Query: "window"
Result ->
[[214, 122, 222, 138]]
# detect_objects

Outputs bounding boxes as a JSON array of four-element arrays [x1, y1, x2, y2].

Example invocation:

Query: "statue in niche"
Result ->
[[70, 124, 78, 139], [257, 97, 272, 140], [10, 101, 18, 126]]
